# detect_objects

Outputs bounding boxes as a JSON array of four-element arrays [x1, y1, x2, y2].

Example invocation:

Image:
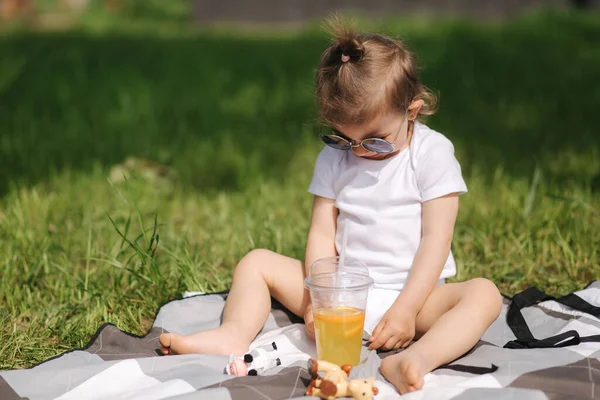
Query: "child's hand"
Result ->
[[304, 303, 315, 341], [368, 307, 416, 351]]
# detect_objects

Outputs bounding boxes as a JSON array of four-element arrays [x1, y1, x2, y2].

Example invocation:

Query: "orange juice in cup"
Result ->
[[314, 306, 366, 366], [305, 257, 373, 366]]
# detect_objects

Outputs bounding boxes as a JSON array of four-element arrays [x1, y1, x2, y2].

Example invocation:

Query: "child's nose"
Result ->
[[352, 146, 371, 157]]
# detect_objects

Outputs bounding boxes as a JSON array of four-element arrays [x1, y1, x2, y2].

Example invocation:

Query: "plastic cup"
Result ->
[[305, 256, 373, 366]]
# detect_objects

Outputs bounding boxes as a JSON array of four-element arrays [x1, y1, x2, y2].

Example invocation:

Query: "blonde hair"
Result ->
[[315, 17, 437, 126]]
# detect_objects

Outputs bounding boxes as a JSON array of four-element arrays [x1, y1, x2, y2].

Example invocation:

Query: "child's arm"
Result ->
[[395, 193, 459, 314], [303, 195, 338, 339], [304, 195, 338, 277], [369, 193, 459, 350]]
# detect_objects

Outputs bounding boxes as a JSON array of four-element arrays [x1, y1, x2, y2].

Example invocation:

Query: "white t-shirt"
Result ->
[[308, 122, 468, 291]]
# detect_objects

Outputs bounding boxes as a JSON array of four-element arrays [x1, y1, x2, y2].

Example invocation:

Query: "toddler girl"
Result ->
[[160, 20, 502, 395]]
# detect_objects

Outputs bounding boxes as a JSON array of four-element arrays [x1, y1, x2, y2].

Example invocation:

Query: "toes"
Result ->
[[159, 333, 177, 355], [380, 355, 426, 395], [404, 371, 424, 393], [159, 333, 171, 348], [401, 380, 422, 395], [413, 378, 424, 391], [398, 384, 411, 395]]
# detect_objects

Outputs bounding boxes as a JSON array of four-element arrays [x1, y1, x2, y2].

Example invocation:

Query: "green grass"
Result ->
[[1, 10, 600, 369]]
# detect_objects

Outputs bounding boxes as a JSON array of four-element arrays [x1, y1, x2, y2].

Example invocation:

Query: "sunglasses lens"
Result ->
[[362, 139, 394, 154], [321, 135, 351, 150]]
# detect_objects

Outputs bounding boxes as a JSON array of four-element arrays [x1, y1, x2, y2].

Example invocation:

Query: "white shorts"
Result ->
[[364, 279, 445, 335]]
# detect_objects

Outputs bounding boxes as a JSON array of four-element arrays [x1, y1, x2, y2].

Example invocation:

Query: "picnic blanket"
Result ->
[[2, 281, 600, 400]]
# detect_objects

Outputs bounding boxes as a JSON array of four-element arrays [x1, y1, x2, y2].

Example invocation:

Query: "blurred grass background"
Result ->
[[1, 4, 599, 368]]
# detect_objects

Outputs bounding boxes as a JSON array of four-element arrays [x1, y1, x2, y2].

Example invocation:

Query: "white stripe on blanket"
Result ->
[[54, 359, 195, 400]]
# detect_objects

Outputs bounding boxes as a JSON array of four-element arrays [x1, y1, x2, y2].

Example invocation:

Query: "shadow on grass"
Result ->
[[0, 11, 599, 194]]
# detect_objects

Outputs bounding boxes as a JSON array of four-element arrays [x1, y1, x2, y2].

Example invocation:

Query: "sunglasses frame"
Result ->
[[320, 107, 410, 155]]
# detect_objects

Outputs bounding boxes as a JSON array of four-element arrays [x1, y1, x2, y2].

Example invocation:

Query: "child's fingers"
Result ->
[[382, 336, 400, 351], [305, 322, 315, 340], [369, 320, 384, 342], [303, 306, 315, 340], [369, 334, 390, 350], [369, 326, 391, 350], [304, 308, 313, 322], [304, 313, 315, 339]]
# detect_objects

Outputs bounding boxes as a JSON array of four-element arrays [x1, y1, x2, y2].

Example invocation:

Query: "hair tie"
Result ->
[[341, 54, 350, 63]]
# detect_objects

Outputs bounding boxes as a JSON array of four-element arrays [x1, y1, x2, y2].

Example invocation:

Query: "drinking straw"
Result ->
[[339, 220, 349, 271], [334, 220, 349, 308]]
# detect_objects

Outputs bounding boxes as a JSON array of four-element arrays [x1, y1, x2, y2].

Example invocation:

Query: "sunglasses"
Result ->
[[320, 108, 409, 155]]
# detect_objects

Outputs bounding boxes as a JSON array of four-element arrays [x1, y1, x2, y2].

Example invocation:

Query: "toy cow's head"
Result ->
[[348, 377, 378, 400]]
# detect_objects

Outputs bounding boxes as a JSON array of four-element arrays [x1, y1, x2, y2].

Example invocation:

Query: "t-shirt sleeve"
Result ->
[[416, 134, 468, 202], [308, 147, 339, 199]]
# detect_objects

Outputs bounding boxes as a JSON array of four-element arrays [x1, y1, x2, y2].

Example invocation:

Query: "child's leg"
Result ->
[[380, 278, 502, 394], [159, 249, 309, 356]]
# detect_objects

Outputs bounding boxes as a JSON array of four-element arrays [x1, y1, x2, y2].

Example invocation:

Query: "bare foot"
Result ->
[[159, 325, 250, 356], [380, 349, 427, 394]]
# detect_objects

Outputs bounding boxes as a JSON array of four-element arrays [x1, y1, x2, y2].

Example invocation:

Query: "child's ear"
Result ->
[[408, 99, 424, 120]]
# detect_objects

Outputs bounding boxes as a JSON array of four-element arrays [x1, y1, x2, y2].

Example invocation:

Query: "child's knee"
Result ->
[[243, 248, 275, 263], [235, 249, 273, 276], [467, 278, 503, 316]]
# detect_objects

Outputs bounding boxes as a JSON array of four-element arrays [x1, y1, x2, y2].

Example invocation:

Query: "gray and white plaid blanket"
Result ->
[[2, 282, 599, 400]]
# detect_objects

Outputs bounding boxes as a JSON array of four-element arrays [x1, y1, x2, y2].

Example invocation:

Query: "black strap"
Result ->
[[437, 363, 498, 375], [504, 286, 600, 349], [556, 293, 600, 318]]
